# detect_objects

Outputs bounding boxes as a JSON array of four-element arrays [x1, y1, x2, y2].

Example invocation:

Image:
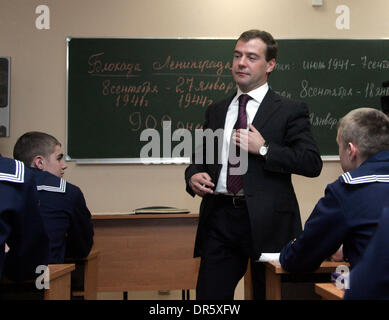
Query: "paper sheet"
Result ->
[[257, 253, 280, 262]]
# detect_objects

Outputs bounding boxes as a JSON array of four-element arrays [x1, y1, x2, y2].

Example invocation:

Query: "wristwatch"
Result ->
[[259, 142, 269, 157]]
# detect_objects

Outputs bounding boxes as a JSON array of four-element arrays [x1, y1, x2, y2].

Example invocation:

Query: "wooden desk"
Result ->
[[315, 283, 344, 300], [92, 213, 199, 293], [68, 249, 99, 300], [244, 261, 349, 300], [266, 261, 349, 300], [45, 264, 75, 300], [0, 264, 75, 300]]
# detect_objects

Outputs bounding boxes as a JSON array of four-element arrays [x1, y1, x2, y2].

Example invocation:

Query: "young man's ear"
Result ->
[[347, 142, 359, 162], [31, 155, 45, 170]]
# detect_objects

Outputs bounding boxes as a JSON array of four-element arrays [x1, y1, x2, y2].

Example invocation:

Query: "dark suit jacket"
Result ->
[[185, 89, 322, 258]]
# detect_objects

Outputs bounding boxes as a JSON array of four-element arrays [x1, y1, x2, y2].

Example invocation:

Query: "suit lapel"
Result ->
[[252, 89, 281, 130]]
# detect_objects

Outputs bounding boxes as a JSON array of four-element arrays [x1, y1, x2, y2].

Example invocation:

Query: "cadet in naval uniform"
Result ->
[[280, 108, 389, 272], [0, 154, 49, 281], [13, 132, 94, 264], [344, 207, 389, 300]]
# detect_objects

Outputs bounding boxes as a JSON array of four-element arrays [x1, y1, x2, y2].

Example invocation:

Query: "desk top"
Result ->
[[265, 261, 349, 274], [92, 213, 199, 220], [315, 283, 344, 300], [48, 264, 75, 280]]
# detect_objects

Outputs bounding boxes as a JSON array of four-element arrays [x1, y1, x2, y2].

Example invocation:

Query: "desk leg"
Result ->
[[182, 289, 191, 300], [265, 269, 281, 300], [81, 255, 98, 300], [244, 262, 253, 300]]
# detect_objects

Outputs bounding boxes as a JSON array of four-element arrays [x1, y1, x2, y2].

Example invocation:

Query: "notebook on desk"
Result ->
[[134, 206, 190, 214]]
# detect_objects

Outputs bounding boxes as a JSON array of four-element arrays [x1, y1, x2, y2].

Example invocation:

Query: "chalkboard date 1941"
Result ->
[[115, 93, 149, 108], [302, 58, 352, 71]]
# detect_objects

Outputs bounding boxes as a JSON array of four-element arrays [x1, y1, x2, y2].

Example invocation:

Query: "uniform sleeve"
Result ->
[[280, 183, 348, 272], [3, 171, 49, 281], [65, 186, 94, 259], [265, 102, 322, 178]]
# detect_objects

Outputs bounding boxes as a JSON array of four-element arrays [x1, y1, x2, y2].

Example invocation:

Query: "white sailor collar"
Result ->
[[0, 160, 25, 183], [341, 151, 389, 185], [341, 171, 389, 185], [37, 178, 67, 193]]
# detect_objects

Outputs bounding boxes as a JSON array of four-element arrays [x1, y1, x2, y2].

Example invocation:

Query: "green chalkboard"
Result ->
[[66, 38, 389, 162]]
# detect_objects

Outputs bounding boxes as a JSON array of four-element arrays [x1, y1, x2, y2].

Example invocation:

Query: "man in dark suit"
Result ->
[[185, 29, 322, 300]]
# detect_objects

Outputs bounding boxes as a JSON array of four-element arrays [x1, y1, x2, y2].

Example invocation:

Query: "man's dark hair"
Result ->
[[13, 131, 61, 166], [237, 29, 278, 62]]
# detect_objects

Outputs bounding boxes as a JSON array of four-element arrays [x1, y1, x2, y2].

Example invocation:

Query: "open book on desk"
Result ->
[[133, 206, 190, 214]]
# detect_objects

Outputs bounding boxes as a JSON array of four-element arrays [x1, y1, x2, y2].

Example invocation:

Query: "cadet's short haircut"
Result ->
[[337, 108, 389, 159], [237, 29, 278, 62], [13, 131, 61, 166]]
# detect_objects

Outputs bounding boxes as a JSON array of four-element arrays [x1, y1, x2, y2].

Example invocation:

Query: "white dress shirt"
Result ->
[[215, 83, 269, 195]]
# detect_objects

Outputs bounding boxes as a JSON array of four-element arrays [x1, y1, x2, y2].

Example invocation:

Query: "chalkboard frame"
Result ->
[[66, 37, 389, 164], [0, 56, 10, 138]]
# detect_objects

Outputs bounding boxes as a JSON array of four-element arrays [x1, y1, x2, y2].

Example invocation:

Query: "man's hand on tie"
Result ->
[[233, 123, 266, 155]]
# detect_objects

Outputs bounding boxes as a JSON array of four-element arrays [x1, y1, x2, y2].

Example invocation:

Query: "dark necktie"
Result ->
[[226, 94, 252, 194]]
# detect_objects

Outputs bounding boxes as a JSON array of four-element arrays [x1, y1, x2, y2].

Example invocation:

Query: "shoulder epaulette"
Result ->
[[0, 160, 25, 183], [37, 178, 67, 193], [341, 171, 389, 184]]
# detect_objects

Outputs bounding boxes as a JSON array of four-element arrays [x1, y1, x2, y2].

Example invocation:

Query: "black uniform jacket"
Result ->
[[32, 168, 94, 264], [0, 156, 49, 281]]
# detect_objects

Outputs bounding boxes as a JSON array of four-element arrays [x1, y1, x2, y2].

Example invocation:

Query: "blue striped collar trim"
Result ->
[[37, 178, 66, 193], [0, 160, 25, 183], [341, 171, 389, 184]]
